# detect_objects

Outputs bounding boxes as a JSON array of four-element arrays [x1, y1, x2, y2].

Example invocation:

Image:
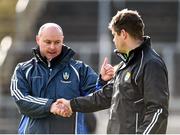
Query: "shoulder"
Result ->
[[143, 47, 165, 66], [69, 59, 96, 76], [15, 58, 36, 71], [144, 56, 167, 75], [69, 59, 88, 68]]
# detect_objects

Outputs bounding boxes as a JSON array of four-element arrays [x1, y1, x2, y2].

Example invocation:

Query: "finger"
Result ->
[[104, 64, 113, 70], [60, 109, 72, 117], [105, 67, 114, 72], [104, 68, 113, 74], [64, 112, 72, 117], [56, 98, 64, 104], [59, 104, 72, 115], [56, 109, 67, 117], [56, 99, 72, 115], [63, 105, 73, 117], [105, 70, 114, 75], [102, 57, 108, 68]]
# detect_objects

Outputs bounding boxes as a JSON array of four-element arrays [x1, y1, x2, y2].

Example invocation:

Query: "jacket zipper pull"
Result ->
[[48, 61, 52, 77]]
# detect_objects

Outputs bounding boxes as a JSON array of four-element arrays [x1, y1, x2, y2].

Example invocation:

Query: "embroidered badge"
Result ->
[[124, 72, 131, 82], [63, 72, 69, 80]]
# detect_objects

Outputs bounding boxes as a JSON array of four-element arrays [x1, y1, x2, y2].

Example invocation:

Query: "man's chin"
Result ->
[[46, 56, 54, 61], [47, 56, 57, 61]]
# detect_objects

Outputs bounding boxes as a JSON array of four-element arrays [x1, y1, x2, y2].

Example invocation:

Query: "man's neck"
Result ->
[[126, 38, 143, 54]]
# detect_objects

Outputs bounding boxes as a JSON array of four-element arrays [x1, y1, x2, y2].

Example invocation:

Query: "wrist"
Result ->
[[46, 99, 56, 114], [70, 99, 76, 112], [99, 74, 107, 85], [96, 74, 107, 90], [50, 103, 55, 114]]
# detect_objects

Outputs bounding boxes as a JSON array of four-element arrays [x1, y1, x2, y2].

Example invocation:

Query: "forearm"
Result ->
[[70, 84, 113, 113], [15, 97, 54, 118], [11, 65, 55, 118]]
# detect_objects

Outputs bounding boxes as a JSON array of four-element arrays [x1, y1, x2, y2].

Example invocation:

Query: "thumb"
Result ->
[[56, 98, 65, 104]]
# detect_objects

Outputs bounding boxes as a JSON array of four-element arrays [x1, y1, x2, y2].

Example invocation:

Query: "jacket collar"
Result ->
[[115, 36, 151, 63], [32, 45, 75, 68]]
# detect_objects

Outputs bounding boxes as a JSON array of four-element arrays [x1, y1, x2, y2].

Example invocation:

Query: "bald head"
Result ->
[[38, 23, 64, 36]]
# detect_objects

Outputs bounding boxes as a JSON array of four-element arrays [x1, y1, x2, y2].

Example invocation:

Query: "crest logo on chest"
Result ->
[[61, 72, 71, 84], [63, 72, 69, 80], [124, 72, 131, 82]]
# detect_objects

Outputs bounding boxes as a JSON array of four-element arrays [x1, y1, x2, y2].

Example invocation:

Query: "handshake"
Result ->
[[49, 57, 114, 117], [50, 99, 73, 117]]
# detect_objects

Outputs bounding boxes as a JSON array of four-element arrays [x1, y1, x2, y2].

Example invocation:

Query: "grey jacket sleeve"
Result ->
[[138, 60, 169, 134], [70, 83, 113, 113], [10, 64, 54, 118]]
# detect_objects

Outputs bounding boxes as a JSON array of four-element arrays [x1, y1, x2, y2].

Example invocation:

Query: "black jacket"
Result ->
[[70, 36, 169, 134]]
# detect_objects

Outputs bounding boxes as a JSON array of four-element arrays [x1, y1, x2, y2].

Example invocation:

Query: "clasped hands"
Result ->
[[50, 98, 72, 117]]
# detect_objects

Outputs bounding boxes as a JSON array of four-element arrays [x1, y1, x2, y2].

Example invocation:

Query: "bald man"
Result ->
[[10, 23, 114, 134]]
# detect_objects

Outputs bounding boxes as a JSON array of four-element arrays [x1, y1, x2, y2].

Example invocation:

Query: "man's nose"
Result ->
[[49, 43, 56, 49]]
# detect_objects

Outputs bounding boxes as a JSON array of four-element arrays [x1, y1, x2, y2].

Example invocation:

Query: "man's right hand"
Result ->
[[100, 57, 114, 81]]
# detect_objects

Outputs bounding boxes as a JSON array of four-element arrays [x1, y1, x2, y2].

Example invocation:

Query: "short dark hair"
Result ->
[[108, 9, 145, 39]]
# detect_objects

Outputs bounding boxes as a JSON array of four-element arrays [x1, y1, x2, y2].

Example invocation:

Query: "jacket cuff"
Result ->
[[96, 74, 107, 90], [70, 99, 77, 112]]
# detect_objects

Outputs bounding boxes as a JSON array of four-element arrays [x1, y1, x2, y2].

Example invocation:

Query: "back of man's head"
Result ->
[[109, 9, 144, 40]]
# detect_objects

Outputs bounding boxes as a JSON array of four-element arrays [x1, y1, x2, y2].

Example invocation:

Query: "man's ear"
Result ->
[[61, 36, 64, 43], [121, 29, 127, 39], [36, 35, 40, 46]]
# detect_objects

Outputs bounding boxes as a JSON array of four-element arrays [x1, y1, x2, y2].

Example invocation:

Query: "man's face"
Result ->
[[36, 27, 64, 61], [112, 28, 126, 53]]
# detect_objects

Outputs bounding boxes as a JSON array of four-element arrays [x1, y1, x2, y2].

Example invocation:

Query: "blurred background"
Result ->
[[0, 0, 180, 133]]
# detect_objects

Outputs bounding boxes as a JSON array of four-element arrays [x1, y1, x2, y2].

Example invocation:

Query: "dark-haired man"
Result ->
[[58, 9, 169, 134]]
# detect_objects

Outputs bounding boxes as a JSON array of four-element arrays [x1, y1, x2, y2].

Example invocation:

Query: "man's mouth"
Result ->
[[48, 51, 56, 54]]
